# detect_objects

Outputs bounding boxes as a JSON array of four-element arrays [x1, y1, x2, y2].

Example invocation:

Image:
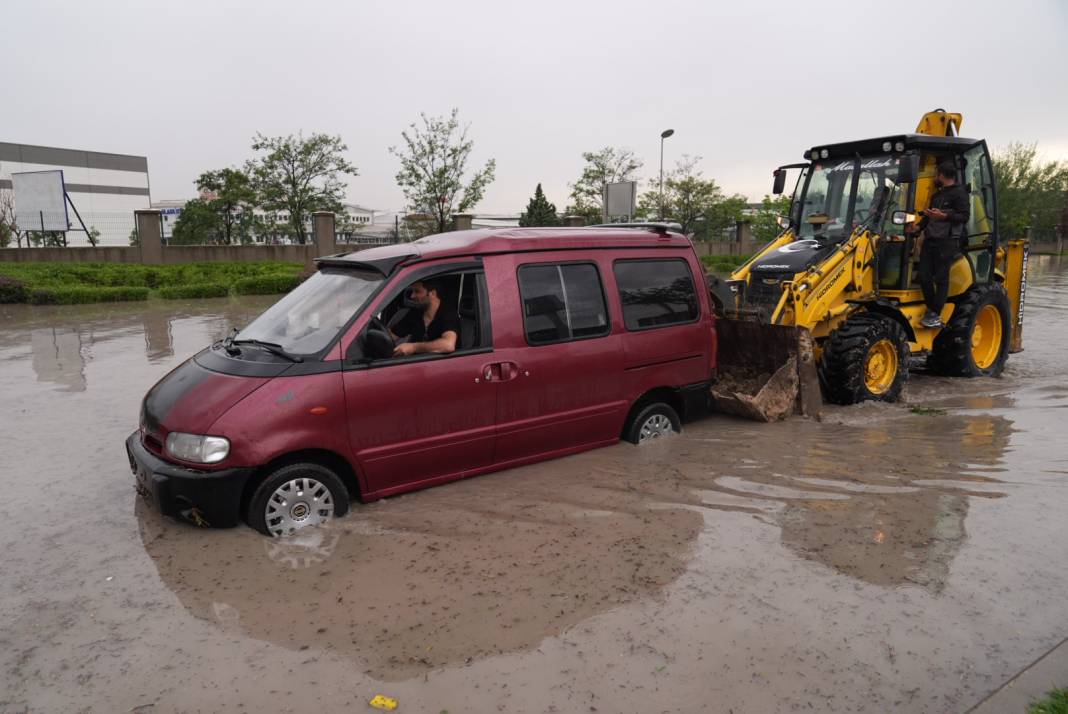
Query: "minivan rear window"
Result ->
[[613, 259, 699, 330], [518, 263, 610, 345]]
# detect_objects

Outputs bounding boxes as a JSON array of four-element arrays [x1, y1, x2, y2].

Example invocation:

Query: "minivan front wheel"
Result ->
[[624, 402, 681, 445], [248, 462, 350, 537]]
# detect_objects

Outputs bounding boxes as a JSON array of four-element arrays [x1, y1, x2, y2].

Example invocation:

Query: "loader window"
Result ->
[[797, 155, 898, 240]]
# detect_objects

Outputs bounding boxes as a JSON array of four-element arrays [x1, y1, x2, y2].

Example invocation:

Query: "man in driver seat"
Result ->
[[390, 279, 460, 356]]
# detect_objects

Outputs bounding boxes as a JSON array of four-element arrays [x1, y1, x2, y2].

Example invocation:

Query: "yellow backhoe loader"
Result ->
[[711, 110, 1029, 418]]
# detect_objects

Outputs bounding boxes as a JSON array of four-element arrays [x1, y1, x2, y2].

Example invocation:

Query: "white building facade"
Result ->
[[1, 142, 150, 245]]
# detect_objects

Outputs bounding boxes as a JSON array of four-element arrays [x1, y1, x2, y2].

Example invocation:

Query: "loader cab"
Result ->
[[787, 135, 999, 294]]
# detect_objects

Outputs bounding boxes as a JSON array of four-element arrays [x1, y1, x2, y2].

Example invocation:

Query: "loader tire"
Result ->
[[928, 283, 1011, 377], [819, 313, 909, 405]]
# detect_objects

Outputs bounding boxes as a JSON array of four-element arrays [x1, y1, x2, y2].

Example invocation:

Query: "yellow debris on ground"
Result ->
[[369, 694, 398, 711]]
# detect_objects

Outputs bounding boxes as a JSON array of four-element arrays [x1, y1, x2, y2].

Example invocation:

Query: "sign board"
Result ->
[[604, 181, 637, 219], [12, 170, 69, 231]]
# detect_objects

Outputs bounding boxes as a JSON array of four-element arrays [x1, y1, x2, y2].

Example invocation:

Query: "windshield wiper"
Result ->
[[221, 327, 241, 356], [231, 339, 303, 363]]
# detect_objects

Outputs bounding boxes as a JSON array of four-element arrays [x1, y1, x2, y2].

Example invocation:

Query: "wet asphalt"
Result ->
[[1, 256, 1066, 713]]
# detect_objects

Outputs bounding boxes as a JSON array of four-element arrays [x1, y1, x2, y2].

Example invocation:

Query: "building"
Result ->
[[1, 142, 150, 245]]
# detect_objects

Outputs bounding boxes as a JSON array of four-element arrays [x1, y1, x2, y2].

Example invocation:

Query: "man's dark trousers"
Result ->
[[918, 237, 959, 316]]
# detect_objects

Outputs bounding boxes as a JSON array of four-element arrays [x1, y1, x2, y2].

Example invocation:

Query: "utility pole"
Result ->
[[659, 129, 675, 220]]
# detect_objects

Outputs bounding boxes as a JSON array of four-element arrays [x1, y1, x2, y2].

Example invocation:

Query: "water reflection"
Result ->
[[31, 327, 87, 392], [0, 297, 276, 390], [695, 412, 1012, 593], [135, 474, 704, 681]]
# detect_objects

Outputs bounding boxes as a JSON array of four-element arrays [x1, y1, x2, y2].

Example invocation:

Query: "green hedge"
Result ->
[[233, 274, 302, 295], [0, 276, 29, 303], [0, 261, 304, 304], [28, 286, 151, 305], [157, 283, 230, 300], [0, 261, 301, 289], [701, 254, 751, 274]]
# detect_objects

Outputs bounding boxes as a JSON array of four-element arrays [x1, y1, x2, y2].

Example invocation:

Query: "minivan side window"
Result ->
[[518, 263, 610, 345], [613, 259, 699, 330]]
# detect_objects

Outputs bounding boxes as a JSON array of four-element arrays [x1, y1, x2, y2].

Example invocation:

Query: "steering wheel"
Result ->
[[364, 316, 396, 359]]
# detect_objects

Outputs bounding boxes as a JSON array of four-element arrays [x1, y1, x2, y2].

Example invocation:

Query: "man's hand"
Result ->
[[392, 342, 418, 357], [905, 221, 919, 236], [924, 207, 948, 220]]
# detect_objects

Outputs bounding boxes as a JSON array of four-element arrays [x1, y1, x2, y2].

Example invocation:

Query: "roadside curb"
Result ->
[[965, 635, 1068, 713]]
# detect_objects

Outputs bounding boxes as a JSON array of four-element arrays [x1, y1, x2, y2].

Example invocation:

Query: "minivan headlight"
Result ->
[[165, 432, 230, 464]]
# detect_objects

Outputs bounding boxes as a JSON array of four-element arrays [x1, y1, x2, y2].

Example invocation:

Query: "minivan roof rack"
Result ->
[[589, 222, 683, 233]]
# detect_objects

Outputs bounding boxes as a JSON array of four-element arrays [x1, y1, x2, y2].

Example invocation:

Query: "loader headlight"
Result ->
[[882, 142, 892, 152], [820, 149, 829, 159], [165, 432, 230, 464], [895, 141, 905, 152]]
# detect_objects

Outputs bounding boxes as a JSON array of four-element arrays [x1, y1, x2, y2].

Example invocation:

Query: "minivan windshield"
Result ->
[[795, 155, 899, 240], [235, 268, 384, 356]]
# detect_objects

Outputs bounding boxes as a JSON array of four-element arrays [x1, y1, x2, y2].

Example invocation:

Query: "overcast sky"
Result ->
[[7, 0, 1067, 214]]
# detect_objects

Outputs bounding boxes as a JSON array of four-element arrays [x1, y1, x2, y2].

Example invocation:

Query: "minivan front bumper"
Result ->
[[126, 432, 254, 528]]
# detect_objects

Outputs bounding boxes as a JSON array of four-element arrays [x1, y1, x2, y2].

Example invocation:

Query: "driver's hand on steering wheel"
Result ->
[[392, 342, 417, 357]]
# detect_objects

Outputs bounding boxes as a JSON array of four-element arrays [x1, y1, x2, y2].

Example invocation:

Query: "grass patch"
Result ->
[[910, 405, 948, 416], [233, 274, 302, 295], [701, 253, 751, 275], [1029, 688, 1068, 714], [156, 283, 230, 300], [0, 261, 302, 304]]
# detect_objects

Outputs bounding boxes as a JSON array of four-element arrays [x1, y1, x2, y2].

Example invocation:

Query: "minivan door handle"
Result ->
[[480, 362, 519, 382]]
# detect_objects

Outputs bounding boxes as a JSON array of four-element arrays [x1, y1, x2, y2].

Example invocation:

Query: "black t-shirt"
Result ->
[[394, 307, 460, 343]]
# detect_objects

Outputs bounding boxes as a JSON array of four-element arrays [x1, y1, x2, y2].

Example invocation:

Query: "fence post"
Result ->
[[735, 220, 753, 255], [452, 213, 473, 231], [310, 212, 336, 269], [136, 210, 163, 264]]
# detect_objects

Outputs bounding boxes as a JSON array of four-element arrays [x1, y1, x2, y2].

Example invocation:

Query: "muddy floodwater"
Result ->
[[2, 257, 1067, 713]]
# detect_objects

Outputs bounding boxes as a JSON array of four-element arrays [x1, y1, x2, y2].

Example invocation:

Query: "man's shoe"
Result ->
[[920, 312, 944, 328]]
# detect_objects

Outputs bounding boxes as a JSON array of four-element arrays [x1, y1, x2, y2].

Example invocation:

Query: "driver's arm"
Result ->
[[393, 330, 457, 356]]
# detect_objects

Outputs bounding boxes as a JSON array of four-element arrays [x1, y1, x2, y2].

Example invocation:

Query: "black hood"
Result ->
[[749, 239, 838, 276]]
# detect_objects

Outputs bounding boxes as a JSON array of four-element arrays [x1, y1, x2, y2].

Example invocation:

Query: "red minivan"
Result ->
[[126, 226, 717, 536]]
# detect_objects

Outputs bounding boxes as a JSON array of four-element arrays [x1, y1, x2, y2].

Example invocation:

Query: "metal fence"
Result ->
[[11, 211, 136, 247]]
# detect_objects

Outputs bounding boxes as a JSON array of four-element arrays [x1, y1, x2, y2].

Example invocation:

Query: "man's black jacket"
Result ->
[[919, 183, 970, 241]]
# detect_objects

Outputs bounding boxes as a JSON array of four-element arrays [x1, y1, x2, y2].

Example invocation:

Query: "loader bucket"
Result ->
[[710, 318, 822, 422]]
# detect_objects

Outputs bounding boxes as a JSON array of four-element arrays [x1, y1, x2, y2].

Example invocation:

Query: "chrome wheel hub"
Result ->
[[638, 414, 675, 443], [265, 477, 334, 537]]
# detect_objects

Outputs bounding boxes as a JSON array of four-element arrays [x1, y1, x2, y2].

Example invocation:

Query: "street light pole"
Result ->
[[659, 128, 675, 221]]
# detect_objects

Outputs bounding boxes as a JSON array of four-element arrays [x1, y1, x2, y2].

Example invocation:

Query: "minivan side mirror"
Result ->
[[896, 154, 920, 184], [772, 168, 787, 195]]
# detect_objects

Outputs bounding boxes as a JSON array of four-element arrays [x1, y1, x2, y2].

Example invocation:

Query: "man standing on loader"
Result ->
[[910, 160, 971, 328]]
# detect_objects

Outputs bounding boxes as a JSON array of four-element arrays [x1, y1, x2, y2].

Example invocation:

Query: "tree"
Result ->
[[171, 199, 224, 245], [0, 191, 28, 248], [634, 156, 747, 238], [87, 226, 101, 247], [390, 108, 497, 235], [992, 143, 1068, 241], [567, 147, 643, 224], [195, 168, 256, 245], [519, 183, 560, 227], [750, 194, 792, 243], [247, 133, 358, 244]]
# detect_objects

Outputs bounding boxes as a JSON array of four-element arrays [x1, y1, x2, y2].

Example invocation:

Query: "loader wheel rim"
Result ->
[[972, 304, 1003, 369], [864, 339, 898, 395]]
